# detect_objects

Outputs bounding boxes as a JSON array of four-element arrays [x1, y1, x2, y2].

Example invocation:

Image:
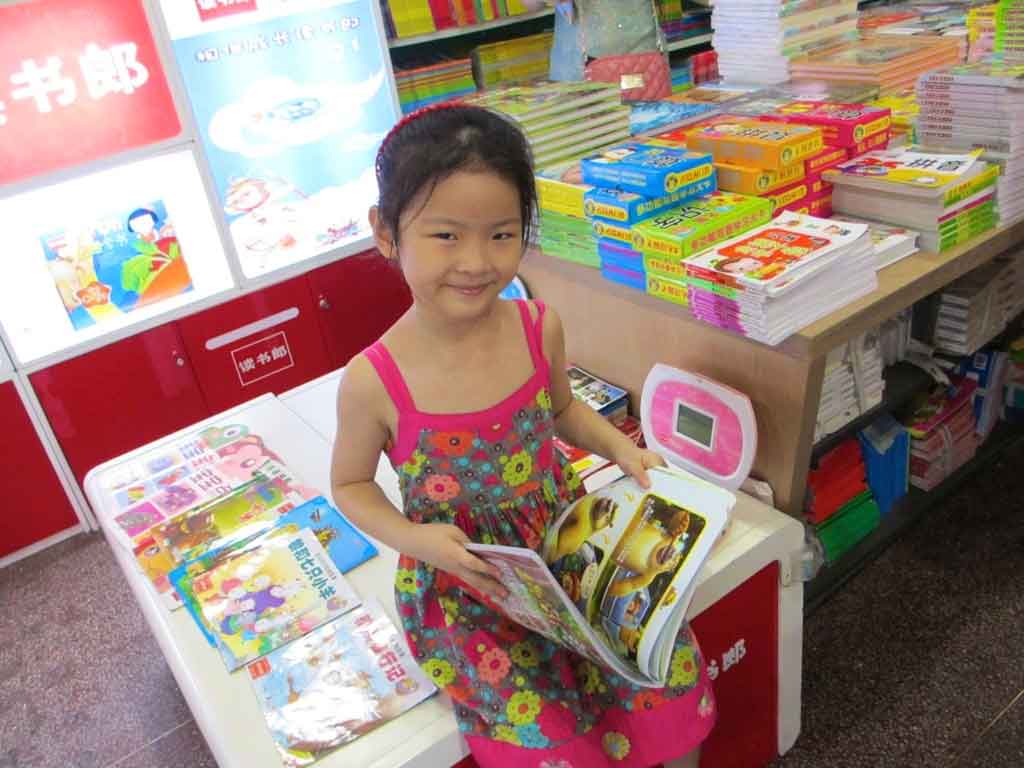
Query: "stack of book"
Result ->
[[657, 0, 713, 41], [880, 308, 913, 366], [553, 416, 644, 481], [904, 377, 979, 490], [682, 118, 834, 215], [535, 160, 600, 268], [789, 36, 962, 96], [711, 0, 860, 85], [996, 0, 1024, 62], [471, 32, 554, 90], [469, 81, 631, 168], [579, 142, 720, 290], [830, 215, 920, 269], [953, 348, 1011, 441], [825, 147, 1000, 252], [924, 259, 1020, 355], [682, 213, 878, 346], [858, 413, 910, 516], [916, 62, 1024, 226], [628, 100, 720, 137], [815, 329, 886, 443], [632, 192, 772, 307], [380, 0, 537, 40], [967, 3, 997, 61], [806, 438, 881, 564], [394, 59, 476, 114], [869, 90, 919, 147]]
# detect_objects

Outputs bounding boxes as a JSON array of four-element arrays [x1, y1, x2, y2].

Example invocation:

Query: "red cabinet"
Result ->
[[30, 323, 210, 486], [306, 251, 412, 369], [178, 275, 331, 414], [693, 562, 781, 768], [0, 380, 79, 558]]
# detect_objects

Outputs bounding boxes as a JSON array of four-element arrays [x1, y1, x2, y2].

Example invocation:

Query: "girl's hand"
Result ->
[[614, 445, 666, 489], [404, 523, 509, 600]]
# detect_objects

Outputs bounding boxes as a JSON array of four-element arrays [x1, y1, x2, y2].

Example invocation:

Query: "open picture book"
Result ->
[[467, 465, 734, 688]]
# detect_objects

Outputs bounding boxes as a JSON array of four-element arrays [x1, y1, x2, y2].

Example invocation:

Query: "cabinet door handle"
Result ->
[[318, 296, 331, 311]]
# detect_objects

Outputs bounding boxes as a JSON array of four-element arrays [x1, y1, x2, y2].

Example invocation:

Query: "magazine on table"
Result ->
[[466, 466, 733, 688]]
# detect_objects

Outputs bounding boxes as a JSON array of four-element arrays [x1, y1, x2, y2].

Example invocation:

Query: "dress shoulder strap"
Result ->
[[363, 341, 417, 414], [514, 299, 548, 372]]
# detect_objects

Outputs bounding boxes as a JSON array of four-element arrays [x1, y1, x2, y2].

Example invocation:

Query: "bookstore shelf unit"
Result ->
[[521, 219, 1024, 521], [387, 8, 554, 48]]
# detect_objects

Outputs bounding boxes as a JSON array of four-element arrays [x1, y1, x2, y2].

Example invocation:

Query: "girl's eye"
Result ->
[[493, 232, 517, 241], [431, 233, 456, 241]]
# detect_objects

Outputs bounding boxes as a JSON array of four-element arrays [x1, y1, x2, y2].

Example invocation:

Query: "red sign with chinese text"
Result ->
[[0, 0, 180, 186], [231, 331, 295, 387], [194, 0, 260, 23]]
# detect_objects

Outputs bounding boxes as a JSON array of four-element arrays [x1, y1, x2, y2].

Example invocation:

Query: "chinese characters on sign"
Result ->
[[0, 0, 179, 185], [231, 331, 295, 386], [707, 637, 747, 681]]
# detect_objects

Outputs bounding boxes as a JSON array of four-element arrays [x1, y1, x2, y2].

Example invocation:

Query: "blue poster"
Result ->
[[171, 2, 399, 278]]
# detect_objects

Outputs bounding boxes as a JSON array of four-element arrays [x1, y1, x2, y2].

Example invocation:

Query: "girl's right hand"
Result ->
[[405, 523, 509, 600]]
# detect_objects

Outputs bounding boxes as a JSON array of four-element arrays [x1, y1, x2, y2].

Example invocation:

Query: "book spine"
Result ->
[[646, 273, 690, 306], [943, 166, 1000, 208], [427, 0, 456, 28]]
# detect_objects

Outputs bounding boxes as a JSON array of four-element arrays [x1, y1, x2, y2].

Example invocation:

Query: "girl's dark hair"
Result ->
[[375, 104, 537, 250]]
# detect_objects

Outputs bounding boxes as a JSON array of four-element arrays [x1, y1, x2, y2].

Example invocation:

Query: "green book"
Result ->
[[633, 192, 772, 278], [815, 491, 880, 565]]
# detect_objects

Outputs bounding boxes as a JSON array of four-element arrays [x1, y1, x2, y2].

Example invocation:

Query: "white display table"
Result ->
[[84, 378, 804, 768]]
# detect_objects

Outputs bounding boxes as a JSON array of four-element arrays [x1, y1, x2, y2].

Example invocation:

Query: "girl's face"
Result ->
[[373, 170, 523, 322]]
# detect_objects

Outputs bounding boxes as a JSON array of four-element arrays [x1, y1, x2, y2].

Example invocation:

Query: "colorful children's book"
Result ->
[[687, 120, 824, 169], [583, 173, 718, 225], [41, 199, 194, 332], [466, 466, 732, 687], [171, 497, 377, 647], [684, 213, 869, 296], [567, 365, 629, 423], [580, 143, 715, 198], [191, 526, 360, 671], [247, 599, 436, 767], [632, 192, 772, 269], [774, 102, 892, 148], [714, 158, 806, 196]]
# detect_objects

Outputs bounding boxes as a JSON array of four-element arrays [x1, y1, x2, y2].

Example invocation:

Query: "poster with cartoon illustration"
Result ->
[[39, 199, 193, 331], [165, 0, 401, 278], [191, 527, 360, 670], [248, 599, 435, 767]]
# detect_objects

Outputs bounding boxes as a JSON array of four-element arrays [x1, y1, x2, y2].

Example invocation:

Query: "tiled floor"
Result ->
[[1, 441, 1022, 768]]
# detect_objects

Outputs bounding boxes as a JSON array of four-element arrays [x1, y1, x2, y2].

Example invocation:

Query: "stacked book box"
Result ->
[[806, 438, 881, 565]]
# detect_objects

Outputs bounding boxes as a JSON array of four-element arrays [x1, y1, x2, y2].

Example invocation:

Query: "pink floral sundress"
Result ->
[[363, 300, 716, 768]]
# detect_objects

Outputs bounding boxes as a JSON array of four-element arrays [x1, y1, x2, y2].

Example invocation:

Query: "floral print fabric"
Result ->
[[368, 301, 716, 768]]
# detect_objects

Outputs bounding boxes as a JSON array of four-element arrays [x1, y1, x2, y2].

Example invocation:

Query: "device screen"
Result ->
[[675, 401, 714, 449]]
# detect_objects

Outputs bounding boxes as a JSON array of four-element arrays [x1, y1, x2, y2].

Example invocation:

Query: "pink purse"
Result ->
[[584, 51, 671, 101]]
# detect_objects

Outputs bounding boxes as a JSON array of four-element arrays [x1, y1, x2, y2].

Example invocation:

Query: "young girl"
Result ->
[[331, 104, 715, 768]]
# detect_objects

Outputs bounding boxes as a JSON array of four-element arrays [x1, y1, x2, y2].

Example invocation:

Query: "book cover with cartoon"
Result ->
[[247, 599, 436, 767], [191, 527, 360, 671], [171, 497, 377, 646], [468, 467, 732, 686], [40, 199, 193, 332]]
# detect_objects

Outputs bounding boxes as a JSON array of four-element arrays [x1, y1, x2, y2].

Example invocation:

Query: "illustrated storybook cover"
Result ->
[[826, 147, 984, 189], [134, 473, 314, 609], [684, 213, 869, 295], [467, 466, 732, 687], [247, 599, 436, 767], [171, 497, 377, 647], [191, 526, 360, 671], [40, 199, 193, 331]]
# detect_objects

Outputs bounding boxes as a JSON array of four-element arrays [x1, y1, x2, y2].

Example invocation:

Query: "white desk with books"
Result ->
[[84, 371, 805, 768]]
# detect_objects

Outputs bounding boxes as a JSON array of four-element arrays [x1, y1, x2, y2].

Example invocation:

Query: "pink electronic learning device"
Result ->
[[641, 363, 757, 491]]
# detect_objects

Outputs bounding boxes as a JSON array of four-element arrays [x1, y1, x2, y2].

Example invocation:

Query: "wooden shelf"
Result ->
[[666, 33, 713, 52], [811, 361, 933, 461], [804, 421, 1024, 614], [784, 219, 1024, 360], [388, 9, 554, 48]]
